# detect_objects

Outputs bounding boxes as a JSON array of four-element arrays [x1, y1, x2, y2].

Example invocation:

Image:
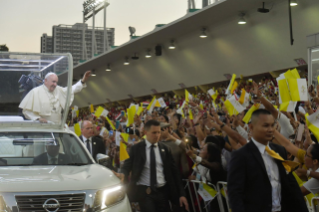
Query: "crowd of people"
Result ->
[[67, 69, 319, 212]]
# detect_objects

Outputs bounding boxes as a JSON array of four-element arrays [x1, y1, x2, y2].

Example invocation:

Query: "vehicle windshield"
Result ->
[[0, 52, 72, 127], [0, 132, 93, 166]]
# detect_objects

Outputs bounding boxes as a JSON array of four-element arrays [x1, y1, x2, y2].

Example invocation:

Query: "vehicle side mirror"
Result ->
[[96, 153, 111, 168]]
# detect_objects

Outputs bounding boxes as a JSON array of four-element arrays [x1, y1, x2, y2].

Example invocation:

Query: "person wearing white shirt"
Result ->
[[113, 120, 189, 212], [19, 71, 91, 125], [227, 109, 308, 212]]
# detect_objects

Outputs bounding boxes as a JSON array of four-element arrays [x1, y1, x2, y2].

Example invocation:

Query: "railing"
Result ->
[[183, 180, 230, 212]]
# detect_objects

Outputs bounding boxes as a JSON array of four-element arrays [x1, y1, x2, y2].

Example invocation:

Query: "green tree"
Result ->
[[0, 44, 9, 52]]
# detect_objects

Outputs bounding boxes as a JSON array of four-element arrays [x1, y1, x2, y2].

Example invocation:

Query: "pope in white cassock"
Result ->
[[19, 71, 91, 125]]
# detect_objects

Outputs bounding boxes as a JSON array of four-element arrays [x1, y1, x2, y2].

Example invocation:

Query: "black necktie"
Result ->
[[150, 144, 157, 191], [86, 139, 92, 154], [51, 158, 57, 165]]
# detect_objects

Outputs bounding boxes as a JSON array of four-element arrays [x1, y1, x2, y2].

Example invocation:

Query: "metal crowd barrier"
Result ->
[[217, 181, 231, 212], [183, 180, 231, 212], [311, 197, 319, 212]]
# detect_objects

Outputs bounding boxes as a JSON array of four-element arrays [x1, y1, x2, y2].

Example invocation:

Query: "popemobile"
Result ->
[[0, 52, 131, 212]]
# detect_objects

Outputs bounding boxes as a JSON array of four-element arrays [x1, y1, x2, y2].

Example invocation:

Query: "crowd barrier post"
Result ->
[[311, 197, 319, 212], [217, 181, 231, 212], [183, 179, 219, 212]]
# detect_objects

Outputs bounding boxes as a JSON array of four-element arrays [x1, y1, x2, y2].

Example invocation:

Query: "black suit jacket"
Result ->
[[227, 141, 308, 212], [33, 153, 70, 165], [79, 135, 105, 161], [122, 140, 186, 203]]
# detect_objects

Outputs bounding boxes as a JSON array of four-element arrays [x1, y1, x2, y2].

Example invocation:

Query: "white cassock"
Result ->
[[19, 81, 86, 125]]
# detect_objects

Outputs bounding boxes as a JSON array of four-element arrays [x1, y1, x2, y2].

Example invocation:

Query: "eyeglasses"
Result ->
[[305, 153, 313, 159]]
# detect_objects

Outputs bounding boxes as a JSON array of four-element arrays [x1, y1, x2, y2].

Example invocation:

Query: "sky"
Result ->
[[0, 0, 200, 53]]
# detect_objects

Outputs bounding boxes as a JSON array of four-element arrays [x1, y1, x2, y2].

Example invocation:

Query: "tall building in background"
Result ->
[[40, 34, 53, 53], [41, 23, 115, 66]]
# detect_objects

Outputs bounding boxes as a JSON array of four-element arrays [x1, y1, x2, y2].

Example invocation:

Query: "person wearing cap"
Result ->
[[19, 71, 91, 125]]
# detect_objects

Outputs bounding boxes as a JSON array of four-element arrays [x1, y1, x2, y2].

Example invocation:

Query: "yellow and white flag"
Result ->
[[207, 88, 218, 100], [177, 101, 187, 117], [147, 96, 156, 114], [185, 90, 193, 102], [230, 81, 238, 94], [277, 77, 291, 104], [94, 106, 109, 118], [224, 95, 245, 116], [242, 104, 260, 124], [305, 110, 319, 143], [226, 74, 237, 95], [287, 78, 308, 102], [280, 101, 296, 112], [157, 97, 167, 108]]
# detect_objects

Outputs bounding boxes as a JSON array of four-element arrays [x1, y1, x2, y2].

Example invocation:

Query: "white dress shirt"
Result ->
[[251, 138, 281, 212], [137, 139, 166, 187], [82, 135, 92, 155]]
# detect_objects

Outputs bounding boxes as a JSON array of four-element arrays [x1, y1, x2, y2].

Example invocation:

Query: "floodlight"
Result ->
[[106, 64, 111, 72], [169, 40, 176, 49], [129, 26, 136, 36], [200, 28, 207, 38]]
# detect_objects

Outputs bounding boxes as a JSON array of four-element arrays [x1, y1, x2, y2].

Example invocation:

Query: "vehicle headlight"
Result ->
[[93, 185, 125, 210]]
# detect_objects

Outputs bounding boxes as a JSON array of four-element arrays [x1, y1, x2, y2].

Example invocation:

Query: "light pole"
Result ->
[[82, 0, 110, 61]]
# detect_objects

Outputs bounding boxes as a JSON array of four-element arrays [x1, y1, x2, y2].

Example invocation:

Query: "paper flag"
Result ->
[[127, 106, 136, 126], [137, 107, 144, 116], [305, 110, 319, 145], [280, 101, 297, 112], [120, 141, 130, 162], [291, 68, 300, 79], [157, 97, 167, 108], [238, 89, 246, 104], [226, 74, 236, 94], [154, 100, 161, 108], [115, 131, 121, 146], [95, 106, 109, 118], [74, 123, 81, 136], [189, 109, 194, 120], [185, 90, 193, 102], [147, 96, 156, 114], [287, 78, 308, 102], [242, 104, 260, 124], [224, 95, 245, 116], [90, 104, 94, 113], [230, 81, 238, 93], [106, 116, 115, 130], [99, 127, 108, 137], [277, 78, 292, 103], [197, 183, 217, 202]]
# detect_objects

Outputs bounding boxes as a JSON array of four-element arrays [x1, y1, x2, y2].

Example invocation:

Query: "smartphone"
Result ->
[[109, 130, 114, 137]]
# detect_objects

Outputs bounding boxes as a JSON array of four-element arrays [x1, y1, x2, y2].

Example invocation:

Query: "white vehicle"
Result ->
[[0, 52, 131, 212]]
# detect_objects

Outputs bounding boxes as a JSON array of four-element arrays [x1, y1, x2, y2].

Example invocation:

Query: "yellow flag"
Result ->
[[287, 78, 308, 101], [231, 81, 238, 93], [106, 116, 115, 130], [239, 89, 246, 104], [203, 183, 217, 198], [291, 68, 300, 79], [120, 142, 130, 161], [185, 90, 192, 102], [94, 106, 109, 118], [242, 104, 260, 124], [199, 102, 204, 110], [284, 69, 294, 79], [147, 96, 156, 111], [154, 100, 161, 107], [127, 107, 136, 126], [76, 110, 79, 117], [189, 109, 194, 120], [278, 79, 291, 102], [137, 107, 144, 116], [121, 133, 129, 142], [74, 123, 81, 136], [226, 74, 236, 94], [280, 101, 296, 112], [305, 111, 319, 142], [90, 104, 94, 113]]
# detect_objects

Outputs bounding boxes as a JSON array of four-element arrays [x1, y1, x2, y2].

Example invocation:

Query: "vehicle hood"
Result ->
[[0, 164, 119, 192]]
